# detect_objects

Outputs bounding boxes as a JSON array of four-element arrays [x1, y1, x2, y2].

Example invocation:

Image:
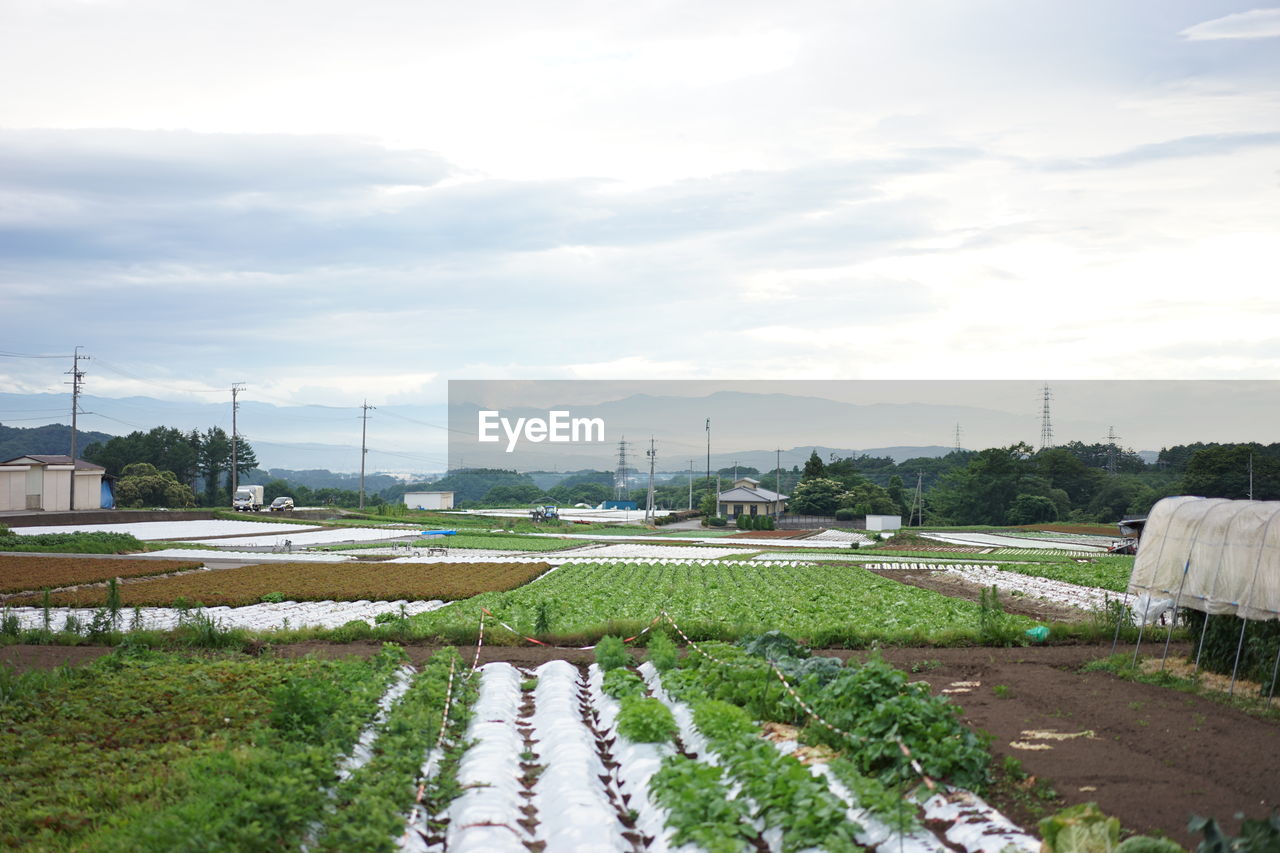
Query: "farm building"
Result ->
[[717, 477, 787, 519], [402, 490, 455, 510], [0, 455, 107, 512]]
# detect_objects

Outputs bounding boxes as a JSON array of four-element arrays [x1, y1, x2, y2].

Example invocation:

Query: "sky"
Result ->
[[1, 1, 1278, 468]]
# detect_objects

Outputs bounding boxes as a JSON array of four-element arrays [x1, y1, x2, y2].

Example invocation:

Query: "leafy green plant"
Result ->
[[1039, 803, 1121, 853], [616, 696, 678, 743], [260, 591, 286, 603], [602, 668, 646, 700], [650, 755, 757, 852], [1189, 811, 1280, 853], [594, 635, 631, 672], [645, 630, 678, 671]]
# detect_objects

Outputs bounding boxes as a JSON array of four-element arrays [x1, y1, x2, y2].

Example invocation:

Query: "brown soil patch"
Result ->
[[868, 568, 1089, 623]]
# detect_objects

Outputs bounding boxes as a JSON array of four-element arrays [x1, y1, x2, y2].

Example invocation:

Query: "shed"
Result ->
[[402, 491, 455, 510], [865, 515, 903, 531], [1127, 495, 1280, 621], [0, 455, 106, 512]]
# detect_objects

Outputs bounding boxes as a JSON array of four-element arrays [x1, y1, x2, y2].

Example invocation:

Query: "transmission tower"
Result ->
[[614, 437, 630, 501], [1039, 384, 1054, 450], [65, 347, 89, 510], [1106, 426, 1120, 474], [953, 423, 962, 451], [907, 471, 924, 527]]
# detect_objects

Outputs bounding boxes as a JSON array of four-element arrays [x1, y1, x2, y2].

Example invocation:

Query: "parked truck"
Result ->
[[232, 485, 265, 512]]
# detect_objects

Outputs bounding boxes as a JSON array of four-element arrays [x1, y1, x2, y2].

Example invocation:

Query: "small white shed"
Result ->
[[403, 491, 454, 510], [865, 514, 903, 531]]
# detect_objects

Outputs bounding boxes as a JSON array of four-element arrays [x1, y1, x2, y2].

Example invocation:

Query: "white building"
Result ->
[[0, 455, 106, 512], [864, 514, 903, 531], [402, 491, 455, 510]]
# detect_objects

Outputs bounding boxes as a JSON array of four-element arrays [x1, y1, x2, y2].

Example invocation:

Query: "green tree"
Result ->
[[200, 427, 232, 506], [789, 477, 843, 515], [929, 443, 1035, 525], [1006, 493, 1058, 525], [1182, 444, 1280, 500], [802, 450, 827, 480], [115, 462, 196, 508]]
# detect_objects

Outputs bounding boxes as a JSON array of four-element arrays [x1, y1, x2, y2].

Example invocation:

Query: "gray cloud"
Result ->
[[1043, 131, 1280, 170]]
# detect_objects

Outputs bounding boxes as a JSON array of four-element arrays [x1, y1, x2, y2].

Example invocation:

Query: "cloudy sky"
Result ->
[[2, 1, 1278, 462]]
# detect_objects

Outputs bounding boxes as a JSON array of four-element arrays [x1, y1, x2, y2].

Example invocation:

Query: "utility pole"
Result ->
[[775, 447, 782, 519], [66, 347, 89, 511], [688, 459, 694, 510], [733, 460, 739, 482], [230, 383, 245, 502], [909, 471, 924, 526], [1249, 453, 1254, 501], [706, 418, 712, 517], [644, 437, 657, 524], [359, 400, 375, 509]]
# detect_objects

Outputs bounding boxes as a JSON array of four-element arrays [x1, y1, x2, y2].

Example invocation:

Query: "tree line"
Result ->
[[84, 426, 258, 508]]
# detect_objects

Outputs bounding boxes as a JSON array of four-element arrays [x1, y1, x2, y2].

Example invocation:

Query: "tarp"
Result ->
[[1128, 496, 1280, 621]]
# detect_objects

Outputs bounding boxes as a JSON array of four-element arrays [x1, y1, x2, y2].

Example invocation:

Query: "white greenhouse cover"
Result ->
[[1128, 496, 1280, 621]]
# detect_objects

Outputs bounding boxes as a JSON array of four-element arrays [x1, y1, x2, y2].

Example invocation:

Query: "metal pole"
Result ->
[[1160, 558, 1191, 672], [644, 437, 656, 524], [1194, 503, 1234, 674], [1131, 499, 1196, 666], [688, 460, 693, 511], [1267, 639, 1280, 703], [706, 418, 711, 517], [66, 347, 88, 511], [230, 383, 243, 503], [359, 400, 375, 509], [1110, 591, 1132, 654], [776, 447, 782, 518]]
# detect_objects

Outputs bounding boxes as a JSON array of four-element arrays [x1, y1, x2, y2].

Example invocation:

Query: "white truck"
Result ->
[[232, 485, 265, 512]]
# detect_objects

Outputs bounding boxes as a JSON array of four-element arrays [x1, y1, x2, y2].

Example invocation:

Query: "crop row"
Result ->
[[0, 554, 202, 594], [0, 646, 407, 851], [407, 560, 1028, 643], [14, 561, 552, 607]]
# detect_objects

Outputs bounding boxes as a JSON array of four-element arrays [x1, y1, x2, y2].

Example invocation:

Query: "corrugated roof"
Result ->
[[0, 454, 105, 471]]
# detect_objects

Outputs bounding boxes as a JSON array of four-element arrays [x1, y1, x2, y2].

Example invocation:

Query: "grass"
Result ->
[[0, 529, 147, 555]]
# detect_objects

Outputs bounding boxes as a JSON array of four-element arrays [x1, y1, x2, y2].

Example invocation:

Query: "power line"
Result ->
[[0, 349, 73, 359]]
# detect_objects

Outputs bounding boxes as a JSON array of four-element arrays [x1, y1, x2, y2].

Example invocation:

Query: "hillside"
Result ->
[[0, 423, 117, 461]]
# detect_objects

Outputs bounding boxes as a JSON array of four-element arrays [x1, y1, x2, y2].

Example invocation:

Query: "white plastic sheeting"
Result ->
[[445, 662, 529, 853], [937, 564, 1114, 611], [922, 532, 1106, 552], [9, 519, 314, 540], [919, 789, 1039, 853], [4, 599, 447, 631], [1128, 496, 1280, 621], [145, 548, 355, 562], [585, 664, 681, 853], [530, 661, 631, 853], [188, 527, 416, 547]]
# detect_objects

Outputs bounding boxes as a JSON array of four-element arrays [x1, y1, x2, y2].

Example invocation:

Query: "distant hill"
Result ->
[[0, 422, 117, 461], [239, 468, 408, 494]]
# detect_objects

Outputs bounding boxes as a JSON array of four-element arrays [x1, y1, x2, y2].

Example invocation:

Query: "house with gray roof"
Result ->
[[717, 477, 787, 519]]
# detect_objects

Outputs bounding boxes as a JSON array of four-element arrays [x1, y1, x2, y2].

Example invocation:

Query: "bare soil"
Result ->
[[869, 567, 1090, 623], [3, 640, 1276, 845]]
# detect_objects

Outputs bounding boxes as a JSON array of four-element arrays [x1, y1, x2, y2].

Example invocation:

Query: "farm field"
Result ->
[[404, 560, 1030, 643], [185, 526, 415, 547], [13, 561, 552, 608], [6, 598, 449, 631], [3, 636, 1268, 851], [0, 555, 202, 594]]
